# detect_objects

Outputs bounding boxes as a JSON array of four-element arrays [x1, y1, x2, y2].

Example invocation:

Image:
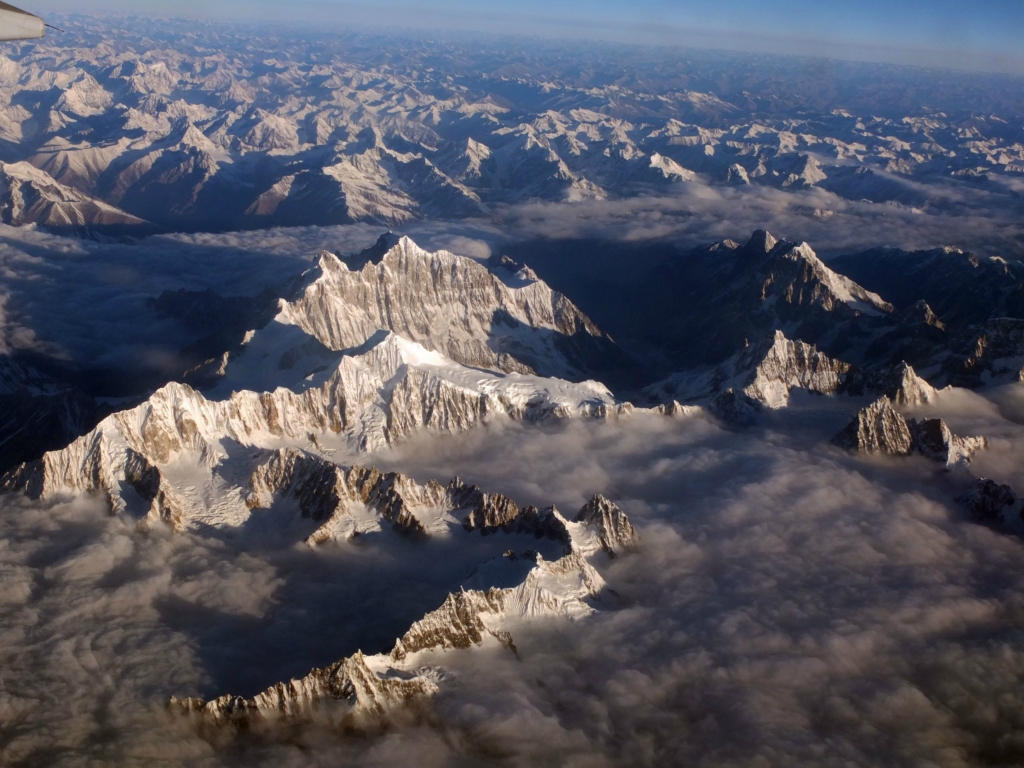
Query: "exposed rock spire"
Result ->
[[832, 397, 987, 467]]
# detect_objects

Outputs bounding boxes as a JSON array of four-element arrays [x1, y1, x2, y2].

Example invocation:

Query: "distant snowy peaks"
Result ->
[[7, 31, 1023, 230], [649, 152, 696, 181], [0, 161, 146, 228]]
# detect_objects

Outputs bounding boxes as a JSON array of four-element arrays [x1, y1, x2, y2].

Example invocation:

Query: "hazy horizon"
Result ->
[[24, 0, 1024, 75]]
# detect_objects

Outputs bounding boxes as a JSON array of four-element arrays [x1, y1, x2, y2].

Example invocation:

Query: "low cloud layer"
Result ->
[[3, 392, 1024, 766], [489, 181, 1024, 261]]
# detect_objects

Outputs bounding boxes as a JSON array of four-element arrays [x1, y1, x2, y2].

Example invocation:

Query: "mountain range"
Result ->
[[4, 228, 1023, 476], [3, 224, 1020, 732], [0, 19, 1019, 232], [1, 18, 1024, 760]]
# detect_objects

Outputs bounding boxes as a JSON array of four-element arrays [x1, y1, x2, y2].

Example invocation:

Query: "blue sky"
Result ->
[[30, 0, 1024, 73]]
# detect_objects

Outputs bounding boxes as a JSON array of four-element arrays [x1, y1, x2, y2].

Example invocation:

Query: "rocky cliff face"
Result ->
[[247, 448, 448, 541], [876, 361, 938, 406], [832, 397, 914, 456], [1, 332, 626, 525], [644, 330, 855, 424], [571, 494, 640, 557], [243, 448, 587, 547], [832, 397, 987, 467], [274, 234, 621, 381], [760, 235, 894, 319], [912, 419, 988, 468]]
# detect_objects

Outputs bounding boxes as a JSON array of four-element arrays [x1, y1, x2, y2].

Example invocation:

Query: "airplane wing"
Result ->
[[0, 2, 44, 41]]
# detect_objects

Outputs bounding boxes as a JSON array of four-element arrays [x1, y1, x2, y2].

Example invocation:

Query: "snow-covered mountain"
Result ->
[[830, 246, 1024, 327], [3, 15, 1024, 766], [615, 228, 1024, 393], [873, 361, 938, 406], [1, 332, 627, 522], [265, 234, 623, 381], [2, 354, 642, 728], [0, 160, 145, 228], [1, 269, 646, 733], [170, 487, 638, 726], [832, 396, 988, 468], [0, 230, 628, 469], [642, 330, 856, 423], [824, 247, 1024, 386], [633, 230, 893, 369], [0, 18, 1017, 230]]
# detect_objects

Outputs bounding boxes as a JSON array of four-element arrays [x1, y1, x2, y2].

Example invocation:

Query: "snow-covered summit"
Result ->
[[644, 330, 855, 423], [1, 330, 626, 526], [271, 234, 622, 381]]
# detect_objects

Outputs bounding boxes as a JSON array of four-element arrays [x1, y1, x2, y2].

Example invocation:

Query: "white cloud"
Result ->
[[3, 397, 1024, 766], [487, 182, 1024, 262]]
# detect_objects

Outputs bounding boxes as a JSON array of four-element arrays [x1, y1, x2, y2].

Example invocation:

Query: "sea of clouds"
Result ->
[[3, 389, 1024, 767]]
